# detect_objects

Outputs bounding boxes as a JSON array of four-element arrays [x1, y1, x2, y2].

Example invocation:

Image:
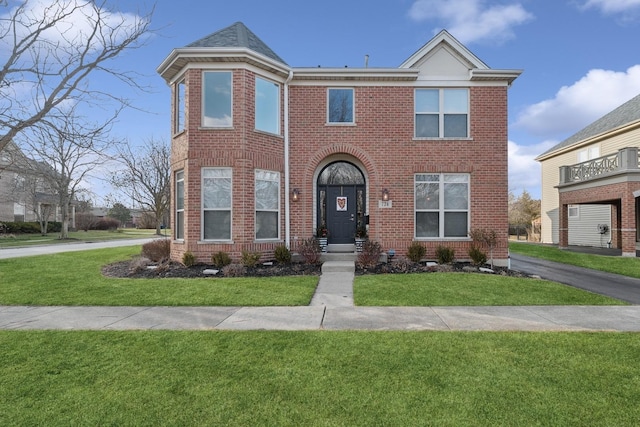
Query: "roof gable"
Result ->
[[538, 93, 640, 159], [186, 22, 287, 66]]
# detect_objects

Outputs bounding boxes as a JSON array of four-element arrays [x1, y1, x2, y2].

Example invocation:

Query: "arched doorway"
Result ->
[[317, 161, 366, 244]]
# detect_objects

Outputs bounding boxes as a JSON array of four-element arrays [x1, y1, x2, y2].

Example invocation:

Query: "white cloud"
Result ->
[[514, 65, 640, 137], [582, 0, 640, 14], [408, 0, 533, 44], [508, 139, 557, 198]]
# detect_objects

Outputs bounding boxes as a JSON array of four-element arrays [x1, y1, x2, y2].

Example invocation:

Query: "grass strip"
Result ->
[[0, 246, 317, 306], [1, 330, 639, 426]]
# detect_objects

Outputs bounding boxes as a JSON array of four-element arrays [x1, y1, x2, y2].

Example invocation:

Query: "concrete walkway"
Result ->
[[2, 260, 640, 331]]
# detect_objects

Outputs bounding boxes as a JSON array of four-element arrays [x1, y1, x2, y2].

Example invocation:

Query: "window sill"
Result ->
[[412, 137, 473, 141], [173, 239, 185, 244], [197, 240, 234, 244], [414, 237, 472, 241], [254, 239, 283, 243], [253, 129, 283, 138], [172, 129, 186, 139], [198, 126, 235, 131], [325, 122, 356, 127]]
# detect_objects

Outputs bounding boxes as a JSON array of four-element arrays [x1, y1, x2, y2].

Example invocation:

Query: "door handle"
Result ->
[[350, 214, 355, 222]]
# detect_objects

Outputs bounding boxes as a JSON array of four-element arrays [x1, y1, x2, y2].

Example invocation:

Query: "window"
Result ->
[[415, 173, 469, 238], [328, 88, 354, 124], [203, 71, 232, 127], [255, 170, 280, 240], [202, 168, 232, 240], [415, 89, 468, 138], [578, 146, 600, 162], [175, 170, 184, 240], [568, 205, 579, 218], [175, 79, 185, 133], [255, 77, 280, 134]]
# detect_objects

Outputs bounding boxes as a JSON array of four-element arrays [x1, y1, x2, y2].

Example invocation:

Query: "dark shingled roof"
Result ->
[[539, 92, 640, 157], [186, 22, 287, 65]]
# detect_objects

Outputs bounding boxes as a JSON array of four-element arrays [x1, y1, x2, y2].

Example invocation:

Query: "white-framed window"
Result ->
[[327, 88, 354, 124], [255, 77, 280, 134], [415, 88, 469, 138], [202, 168, 232, 241], [255, 170, 280, 240], [568, 204, 579, 218], [415, 173, 469, 238], [175, 79, 185, 134], [175, 170, 184, 240], [202, 71, 232, 128], [577, 146, 600, 163]]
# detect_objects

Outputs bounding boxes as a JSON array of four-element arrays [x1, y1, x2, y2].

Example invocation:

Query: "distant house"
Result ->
[[0, 140, 66, 225], [157, 22, 521, 265], [536, 93, 640, 256]]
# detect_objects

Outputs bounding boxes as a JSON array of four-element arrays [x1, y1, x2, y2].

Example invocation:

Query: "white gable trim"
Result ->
[[399, 30, 488, 70]]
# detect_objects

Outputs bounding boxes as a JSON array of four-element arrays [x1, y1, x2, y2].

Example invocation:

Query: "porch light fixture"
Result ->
[[292, 188, 300, 202], [382, 188, 389, 201]]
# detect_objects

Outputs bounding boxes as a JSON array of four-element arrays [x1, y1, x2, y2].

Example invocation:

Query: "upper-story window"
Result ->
[[577, 146, 600, 163], [255, 77, 280, 135], [327, 88, 354, 124], [415, 89, 468, 138], [203, 71, 232, 128], [175, 79, 185, 134]]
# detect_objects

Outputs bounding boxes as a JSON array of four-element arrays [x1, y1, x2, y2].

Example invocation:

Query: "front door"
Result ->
[[326, 186, 357, 244]]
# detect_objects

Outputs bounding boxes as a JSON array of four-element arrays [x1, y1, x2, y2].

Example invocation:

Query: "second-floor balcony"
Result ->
[[558, 147, 640, 187]]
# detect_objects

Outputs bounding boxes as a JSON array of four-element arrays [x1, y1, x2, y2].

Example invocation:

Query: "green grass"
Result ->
[[510, 241, 640, 279], [1, 330, 639, 426], [0, 228, 163, 248], [354, 272, 624, 306], [0, 246, 318, 306]]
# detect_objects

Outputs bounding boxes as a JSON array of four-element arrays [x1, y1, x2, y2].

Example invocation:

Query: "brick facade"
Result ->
[[159, 26, 520, 266]]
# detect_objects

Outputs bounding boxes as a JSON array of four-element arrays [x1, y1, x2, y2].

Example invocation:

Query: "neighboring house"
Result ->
[[536, 93, 640, 256], [157, 22, 521, 265], [0, 140, 65, 224]]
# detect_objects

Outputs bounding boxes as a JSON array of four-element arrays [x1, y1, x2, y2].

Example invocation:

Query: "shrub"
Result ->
[[435, 245, 455, 264], [223, 263, 246, 277], [211, 251, 232, 268], [94, 217, 120, 231], [182, 251, 196, 267], [241, 250, 261, 267], [297, 237, 321, 265], [129, 256, 151, 274], [274, 245, 292, 264], [357, 240, 382, 269], [141, 239, 170, 262], [406, 241, 426, 263], [469, 228, 497, 268], [468, 246, 487, 266]]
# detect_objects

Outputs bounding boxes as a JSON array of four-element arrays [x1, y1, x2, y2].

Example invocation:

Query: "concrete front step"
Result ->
[[321, 260, 355, 273], [321, 252, 357, 262]]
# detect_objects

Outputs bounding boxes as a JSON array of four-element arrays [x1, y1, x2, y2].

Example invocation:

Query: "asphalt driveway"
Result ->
[[510, 253, 640, 304]]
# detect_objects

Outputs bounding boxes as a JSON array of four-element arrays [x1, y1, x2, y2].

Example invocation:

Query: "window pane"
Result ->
[[176, 178, 184, 210], [416, 212, 439, 238], [443, 89, 468, 112], [203, 72, 232, 127], [175, 211, 184, 239], [176, 80, 185, 133], [416, 114, 439, 137], [256, 179, 279, 210], [318, 162, 364, 185], [256, 211, 278, 239], [328, 88, 353, 123], [444, 114, 467, 137], [204, 211, 231, 240], [415, 182, 439, 210], [415, 89, 439, 112], [255, 77, 279, 134], [203, 177, 231, 209], [444, 212, 467, 237], [444, 183, 468, 209]]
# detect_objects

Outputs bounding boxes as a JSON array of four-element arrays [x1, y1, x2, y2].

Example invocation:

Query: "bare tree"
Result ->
[[110, 138, 170, 235], [0, 0, 153, 153]]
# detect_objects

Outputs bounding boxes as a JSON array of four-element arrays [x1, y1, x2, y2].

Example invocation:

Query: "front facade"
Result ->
[[157, 23, 521, 266], [537, 93, 640, 256]]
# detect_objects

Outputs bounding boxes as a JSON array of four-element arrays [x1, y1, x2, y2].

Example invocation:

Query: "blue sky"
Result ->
[[9, 0, 640, 201]]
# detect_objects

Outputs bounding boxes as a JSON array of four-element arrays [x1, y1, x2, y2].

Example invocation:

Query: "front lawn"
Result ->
[[354, 272, 624, 306], [1, 331, 639, 426], [510, 241, 640, 279], [0, 246, 318, 306]]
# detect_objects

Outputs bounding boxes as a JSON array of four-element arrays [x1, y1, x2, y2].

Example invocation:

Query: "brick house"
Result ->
[[157, 22, 521, 266], [537, 93, 640, 256]]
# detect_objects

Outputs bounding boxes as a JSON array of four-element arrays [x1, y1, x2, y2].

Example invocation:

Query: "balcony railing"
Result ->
[[559, 147, 640, 185]]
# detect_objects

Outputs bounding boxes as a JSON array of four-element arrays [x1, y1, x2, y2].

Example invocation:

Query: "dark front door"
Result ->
[[326, 186, 357, 244]]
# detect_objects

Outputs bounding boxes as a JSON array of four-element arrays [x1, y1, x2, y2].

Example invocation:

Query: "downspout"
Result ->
[[284, 70, 294, 249]]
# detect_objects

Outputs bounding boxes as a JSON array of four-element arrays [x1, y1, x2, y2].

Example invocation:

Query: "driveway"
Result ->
[[510, 253, 640, 304]]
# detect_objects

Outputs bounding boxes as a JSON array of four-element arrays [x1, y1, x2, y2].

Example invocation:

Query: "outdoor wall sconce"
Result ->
[[292, 188, 300, 202], [382, 188, 389, 201]]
